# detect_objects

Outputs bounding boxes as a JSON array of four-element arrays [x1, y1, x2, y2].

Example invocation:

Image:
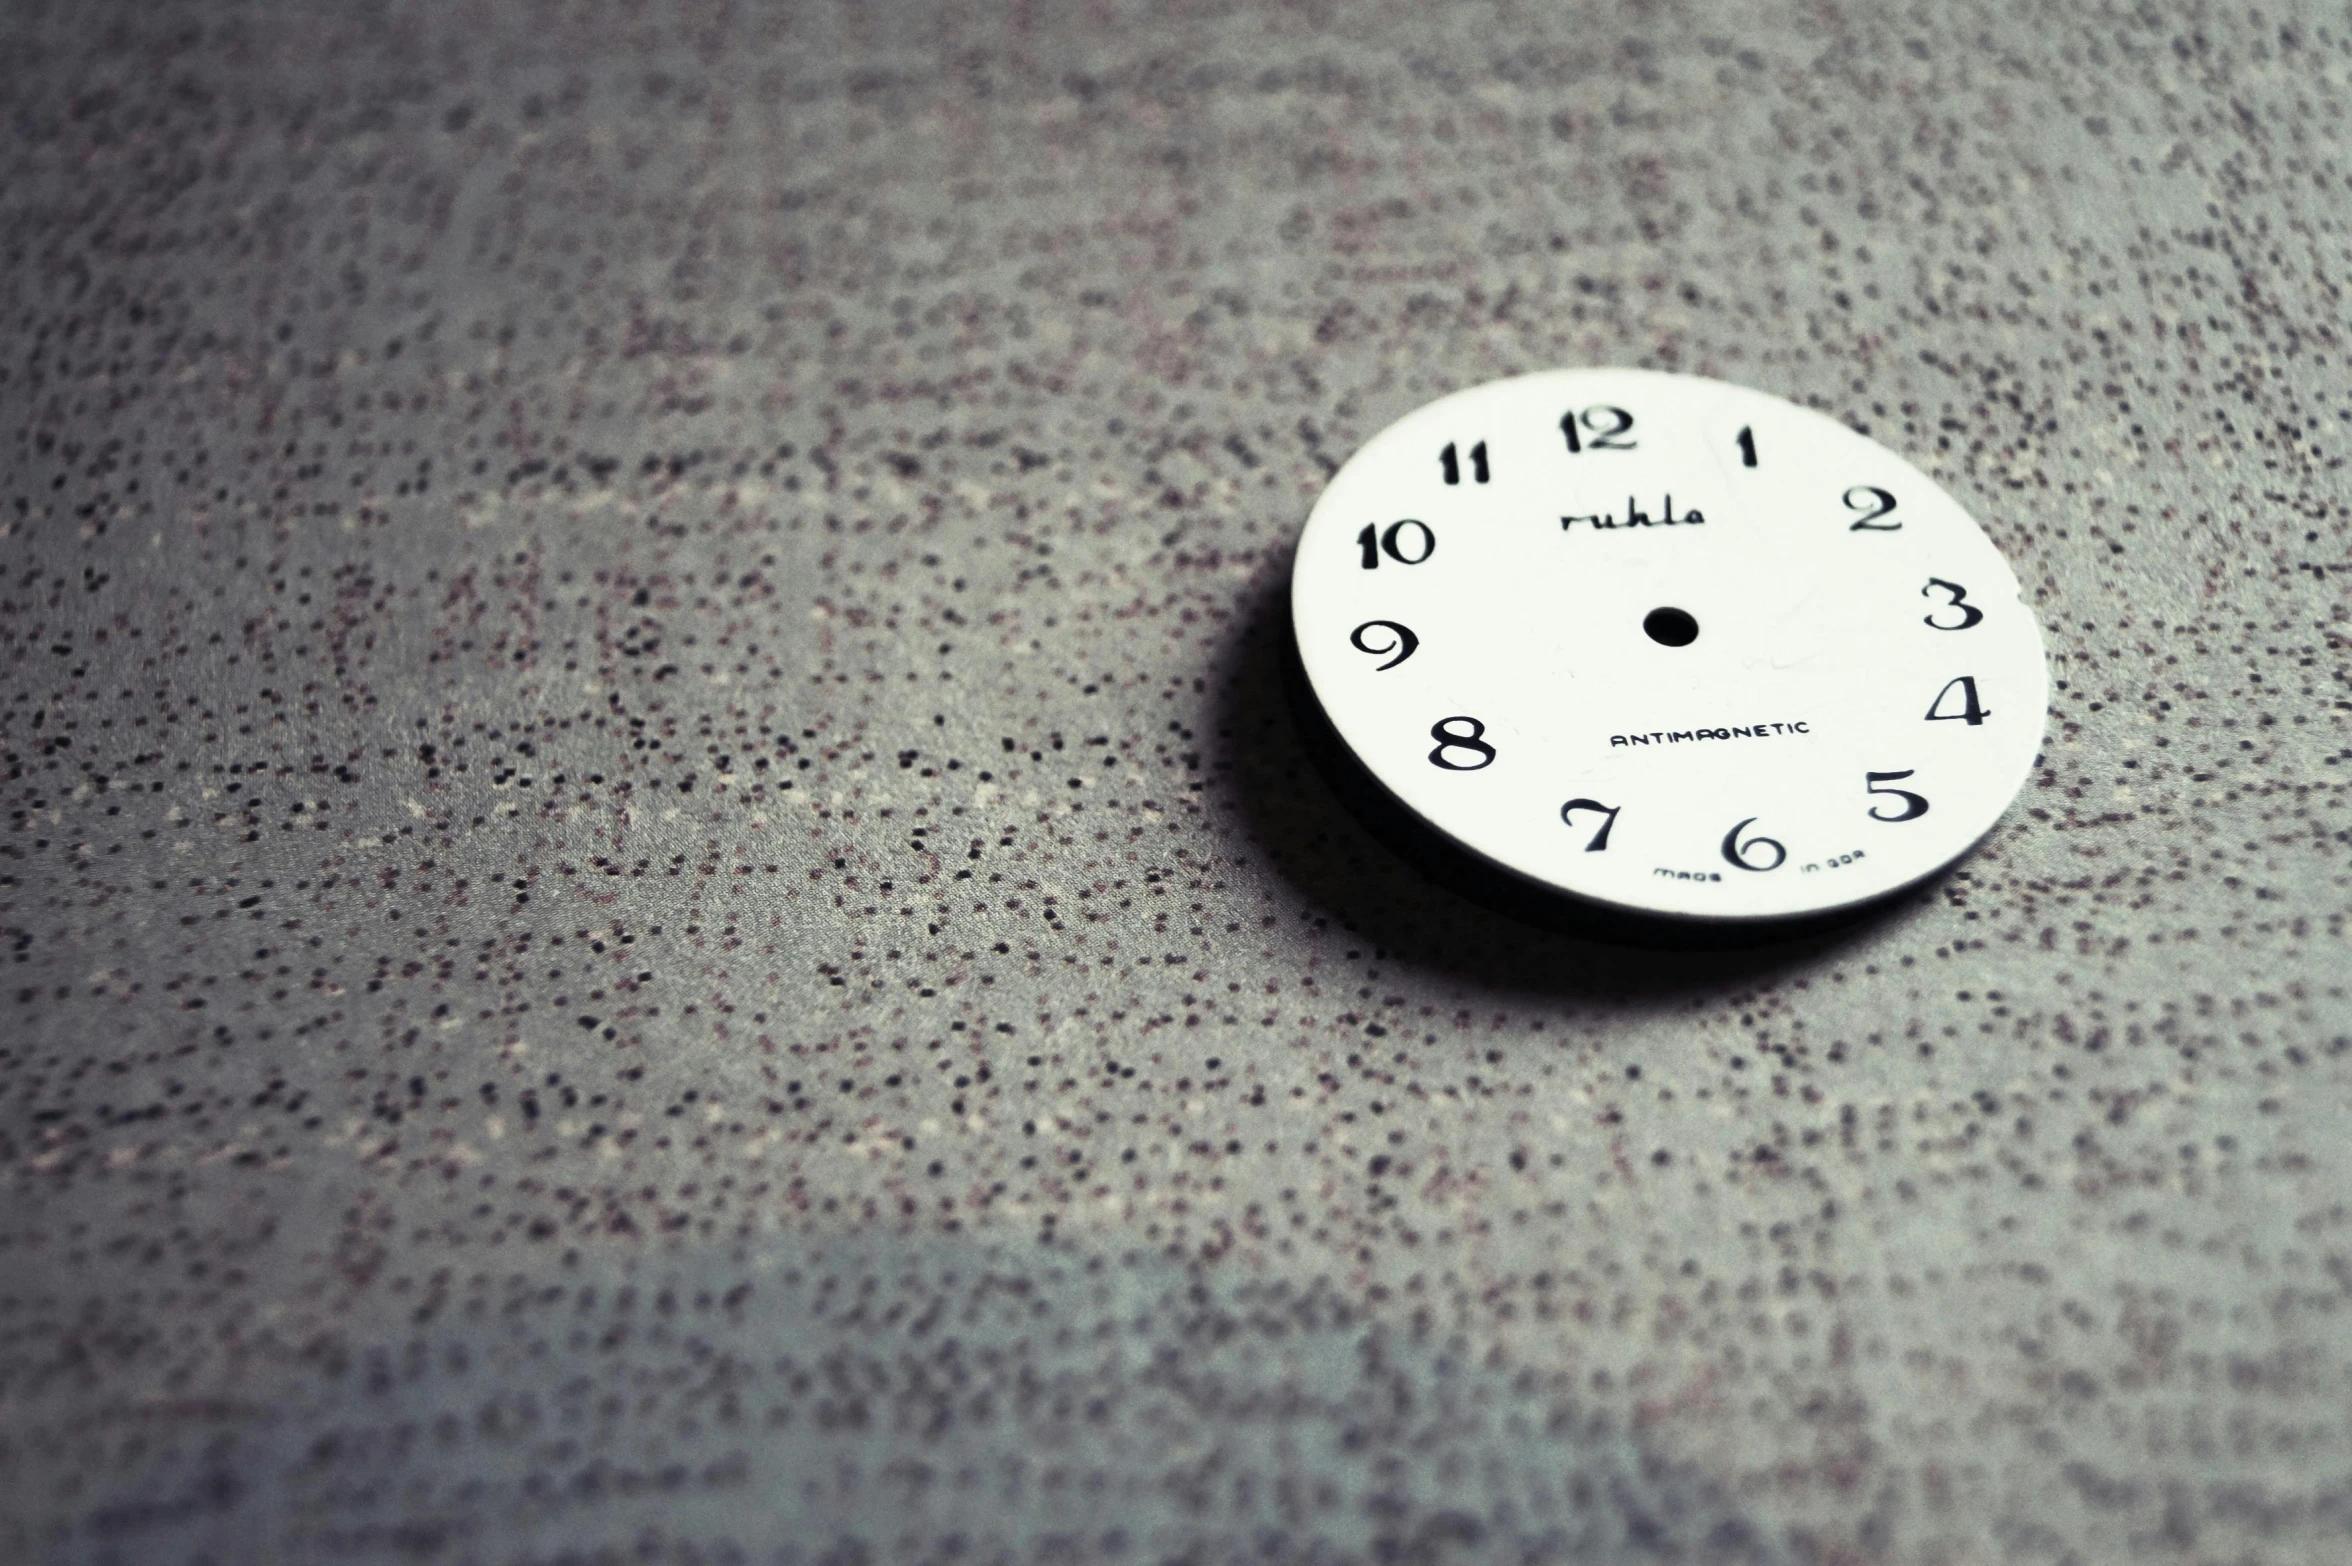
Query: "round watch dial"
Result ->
[[1289, 368, 2049, 925]]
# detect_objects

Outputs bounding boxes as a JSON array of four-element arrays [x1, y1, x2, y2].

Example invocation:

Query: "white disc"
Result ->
[[1290, 368, 2049, 926]]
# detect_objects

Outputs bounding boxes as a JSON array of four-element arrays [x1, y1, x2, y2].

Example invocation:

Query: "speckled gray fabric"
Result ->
[[3, 2, 2349, 1562]]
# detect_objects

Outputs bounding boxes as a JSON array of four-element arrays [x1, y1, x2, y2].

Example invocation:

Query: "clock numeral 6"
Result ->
[[1427, 716, 1496, 771], [1925, 675, 1989, 725], [1721, 817, 1787, 872], [1347, 619, 1419, 671], [1357, 519, 1436, 569], [1865, 770, 1930, 822], [1559, 797, 1620, 851]]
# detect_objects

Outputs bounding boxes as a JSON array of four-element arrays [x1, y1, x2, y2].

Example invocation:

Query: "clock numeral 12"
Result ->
[[1560, 406, 1636, 454], [1440, 441, 1489, 485]]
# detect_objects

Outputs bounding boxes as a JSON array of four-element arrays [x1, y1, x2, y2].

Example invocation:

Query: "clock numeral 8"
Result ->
[[1427, 717, 1496, 771]]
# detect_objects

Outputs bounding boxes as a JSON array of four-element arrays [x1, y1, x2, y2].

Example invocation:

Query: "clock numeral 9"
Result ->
[[1357, 519, 1436, 569], [1427, 717, 1496, 771], [1721, 817, 1787, 872], [1347, 620, 1419, 671], [1560, 405, 1636, 454]]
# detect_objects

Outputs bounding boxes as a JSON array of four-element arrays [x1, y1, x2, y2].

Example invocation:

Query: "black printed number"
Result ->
[[1559, 797, 1620, 851], [1865, 770, 1930, 822], [1428, 717, 1496, 771], [1348, 620, 1419, 671], [1735, 426, 1758, 468], [1844, 485, 1900, 531], [1721, 817, 1787, 871], [1440, 441, 1490, 485], [1925, 675, 1989, 726], [1561, 406, 1636, 454], [1357, 519, 1436, 569], [1921, 578, 1983, 631]]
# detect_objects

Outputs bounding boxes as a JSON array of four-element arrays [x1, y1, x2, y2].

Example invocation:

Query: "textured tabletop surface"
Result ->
[[4, 2, 2350, 1562]]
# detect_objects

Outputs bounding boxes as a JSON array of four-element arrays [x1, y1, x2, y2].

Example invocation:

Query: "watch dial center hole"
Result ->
[[1643, 607, 1699, 647]]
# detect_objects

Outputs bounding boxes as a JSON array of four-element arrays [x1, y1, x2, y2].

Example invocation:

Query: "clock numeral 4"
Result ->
[[1925, 675, 1989, 725], [1357, 519, 1436, 569]]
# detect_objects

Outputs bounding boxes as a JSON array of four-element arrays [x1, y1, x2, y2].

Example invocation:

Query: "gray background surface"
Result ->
[[3, 1, 2349, 1562]]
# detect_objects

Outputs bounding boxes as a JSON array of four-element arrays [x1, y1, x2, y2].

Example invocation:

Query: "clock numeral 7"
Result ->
[[1559, 797, 1619, 851]]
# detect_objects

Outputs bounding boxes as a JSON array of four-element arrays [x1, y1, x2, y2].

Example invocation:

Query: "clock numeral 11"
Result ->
[[1440, 441, 1489, 485]]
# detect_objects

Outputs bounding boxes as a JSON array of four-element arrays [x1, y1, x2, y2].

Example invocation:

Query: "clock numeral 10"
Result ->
[[1440, 441, 1489, 485], [1357, 519, 1436, 569]]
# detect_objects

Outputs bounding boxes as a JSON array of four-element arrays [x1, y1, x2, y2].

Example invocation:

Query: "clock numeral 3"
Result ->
[[1865, 770, 1930, 822], [1921, 577, 1983, 630], [1357, 519, 1436, 569], [1427, 717, 1496, 771], [1925, 675, 1989, 725], [1721, 817, 1787, 872], [1844, 485, 1900, 531], [1347, 620, 1419, 671], [1440, 441, 1489, 485], [1559, 797, 1620, 851], [1560, 406, 1636, 454]]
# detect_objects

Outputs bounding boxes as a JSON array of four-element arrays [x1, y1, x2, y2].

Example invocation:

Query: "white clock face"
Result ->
[[1290, 368, 2049, 925]]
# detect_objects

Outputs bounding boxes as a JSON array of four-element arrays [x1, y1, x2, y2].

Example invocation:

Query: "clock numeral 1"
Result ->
[[1864, 770, 1930, 822], [1736, 426, 1757, 468], [1721, 817, 1787, 872], [1440, 441, 1489, 485], [1925, 675, 1989, 725], [1357, 519, 1436, 569], [1559, 797, 1620, 851], [1427, 717, 1496, 771]]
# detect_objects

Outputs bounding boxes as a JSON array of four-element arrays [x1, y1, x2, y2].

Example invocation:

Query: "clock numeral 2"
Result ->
[[1427, 717, 1496, 771], [1358, 519, 1436, 569], [1925, 675, 1989, 725], [1440, 441, 1489, 485], [1844, 485, 1900, 530], [1559, 797, 1619, 851], [1560, 406, 1635, 454]]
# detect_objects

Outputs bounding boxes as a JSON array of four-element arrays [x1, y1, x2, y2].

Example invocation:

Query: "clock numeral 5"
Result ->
[[1865, 770, 1930, 822]]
